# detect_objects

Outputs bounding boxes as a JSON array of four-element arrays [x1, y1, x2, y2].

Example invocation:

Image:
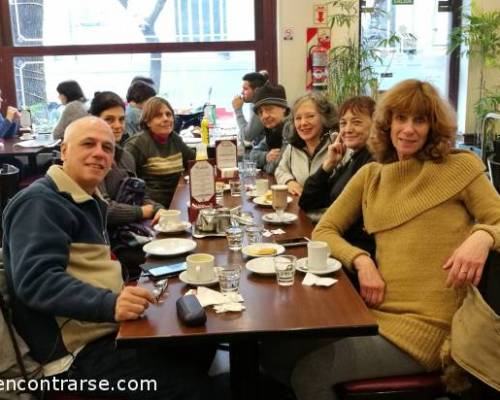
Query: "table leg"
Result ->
[[230, 340, 259, 400]]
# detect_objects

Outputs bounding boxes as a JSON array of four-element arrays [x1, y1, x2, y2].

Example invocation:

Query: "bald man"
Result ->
[[2, 116, 213, 399]]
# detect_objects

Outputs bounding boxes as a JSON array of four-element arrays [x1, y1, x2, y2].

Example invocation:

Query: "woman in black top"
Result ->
[[299, 96, 375, 254]]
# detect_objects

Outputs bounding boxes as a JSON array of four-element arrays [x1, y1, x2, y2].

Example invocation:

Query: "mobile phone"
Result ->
[[274, 237, 309, 247], [142, 262, 187, 278]]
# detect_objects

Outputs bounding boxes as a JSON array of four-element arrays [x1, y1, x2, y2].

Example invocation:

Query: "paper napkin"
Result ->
[[185, 287, 245, 313], [302, 273, 338, 287]]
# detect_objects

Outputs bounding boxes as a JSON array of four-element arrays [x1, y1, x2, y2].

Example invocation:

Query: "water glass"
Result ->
[[245, 224, 263, 245], [238, 161, 247, 178], [274, 255, 297, 287], [217, 265, 241, 293], [226, 226, 243, 251], [229, 179, 241, 197], [244, 160, 257, 179], [215, 181, 225, 204]]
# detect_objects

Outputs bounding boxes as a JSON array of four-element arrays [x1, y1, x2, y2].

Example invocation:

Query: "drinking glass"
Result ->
[[245, 224, 264, 245], [217, 264, 241, 293], [215, 181, 225, 204], [229, 179, 241, 197], [274, 255, 297, 287], [271, 184, 288, 221], [244, 160, 257, 186], [226, 226, 243, 251]]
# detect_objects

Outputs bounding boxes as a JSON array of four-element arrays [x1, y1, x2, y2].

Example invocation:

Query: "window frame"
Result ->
[[0, 0, 277, 108]]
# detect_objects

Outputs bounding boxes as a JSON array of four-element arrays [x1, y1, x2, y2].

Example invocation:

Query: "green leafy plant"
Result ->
[[448, 5, 500, 144], [325, 0, 399, 108]]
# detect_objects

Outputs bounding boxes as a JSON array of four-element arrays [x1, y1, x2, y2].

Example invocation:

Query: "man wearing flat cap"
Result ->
[[249, 83, 290, 174]]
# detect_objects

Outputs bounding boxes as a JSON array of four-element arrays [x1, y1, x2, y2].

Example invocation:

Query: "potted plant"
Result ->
[[325, 0, 400, 108], [448, 5, 500, 156]]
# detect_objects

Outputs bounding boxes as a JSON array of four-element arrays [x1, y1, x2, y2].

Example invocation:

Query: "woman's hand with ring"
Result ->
[[443, 230, 494, 288]]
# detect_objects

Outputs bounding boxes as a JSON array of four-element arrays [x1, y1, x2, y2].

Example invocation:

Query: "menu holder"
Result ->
[[215, 139, 238, 181], [187, 159, 216, 223]]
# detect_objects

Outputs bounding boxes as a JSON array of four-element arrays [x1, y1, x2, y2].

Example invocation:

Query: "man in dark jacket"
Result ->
[[249, 83, 290, 174], [2, 116, 212, 399]]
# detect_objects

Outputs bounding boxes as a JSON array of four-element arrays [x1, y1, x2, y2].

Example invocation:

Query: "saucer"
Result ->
[[246, 257, 275, 275], [179, 271, 219, 286], [143, 238, 197, 256], [296, 257, 342, 275], [253, 195, 293, 207], [262, 212, 298, 224], [242, 243, 285, 258], [153, 221, 191, 233]]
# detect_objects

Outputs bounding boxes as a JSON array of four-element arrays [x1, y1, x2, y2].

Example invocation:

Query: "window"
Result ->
[[360, 0, 461, 105], [8, 0, 254, 46], [1, 0, 276, 131]]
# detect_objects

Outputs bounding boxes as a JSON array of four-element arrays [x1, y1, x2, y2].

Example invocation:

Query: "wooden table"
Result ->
[[0, 136, 55, 173], [117, 177, 377, 399]]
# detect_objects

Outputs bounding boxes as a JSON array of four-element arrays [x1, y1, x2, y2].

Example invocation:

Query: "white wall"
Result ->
[[277, 0, 356, 104]]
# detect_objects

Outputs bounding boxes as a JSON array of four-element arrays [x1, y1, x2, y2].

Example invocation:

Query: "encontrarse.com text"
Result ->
[[0, 377, 157, 393]]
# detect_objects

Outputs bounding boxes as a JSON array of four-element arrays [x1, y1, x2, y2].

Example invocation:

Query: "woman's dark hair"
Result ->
[[338, 96, 376, 120], [126, 81, 157, 103], [56, 80, 86, 102], [130, 75, 155, 87], [88, 91, 125, 116]]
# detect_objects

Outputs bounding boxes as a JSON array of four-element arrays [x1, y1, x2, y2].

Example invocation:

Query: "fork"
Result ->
[[153, 279, 169, 302]]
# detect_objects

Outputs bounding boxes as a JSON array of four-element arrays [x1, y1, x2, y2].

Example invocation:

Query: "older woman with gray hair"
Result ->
[[274, 92, 338, 196]]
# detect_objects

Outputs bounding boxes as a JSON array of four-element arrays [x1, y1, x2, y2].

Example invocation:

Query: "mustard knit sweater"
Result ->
[[313, 151, 500, 370]]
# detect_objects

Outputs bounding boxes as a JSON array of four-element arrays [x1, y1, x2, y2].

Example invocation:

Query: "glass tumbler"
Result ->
[[226, 226, 243, 251], [217, 264, 241, 293], [229, 179, 241, 197], [245, 224, 264, 245], [274, 255, 297, 287]]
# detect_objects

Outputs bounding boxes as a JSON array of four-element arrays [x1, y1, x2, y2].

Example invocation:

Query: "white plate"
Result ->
[[245, 257, 276, 275], [143, 238, 197, 256], [153, 221, 191, 233], [179, 271, 219, 286], [253, 195, 293, 207], [242, 243, 285, 258], [296, 257, 342, 275], [262, 212, 298, 224]]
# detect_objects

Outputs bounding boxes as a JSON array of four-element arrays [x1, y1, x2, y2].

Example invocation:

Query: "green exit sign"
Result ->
[[393, 0, 414, 4]]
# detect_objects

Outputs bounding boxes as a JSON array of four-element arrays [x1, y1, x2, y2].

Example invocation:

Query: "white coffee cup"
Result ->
[[255, 178, 269, 196], [186, 253, 215, 282], [159, 209, 181, 229], [307, 241, 330, 271]]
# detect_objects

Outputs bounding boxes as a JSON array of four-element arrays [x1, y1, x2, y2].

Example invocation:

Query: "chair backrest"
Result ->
[[478, 250, 500, 313], [0, 163, 20, 217]]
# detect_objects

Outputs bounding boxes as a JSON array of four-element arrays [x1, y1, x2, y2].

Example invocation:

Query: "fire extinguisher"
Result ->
[[311, 45, 328, 91]]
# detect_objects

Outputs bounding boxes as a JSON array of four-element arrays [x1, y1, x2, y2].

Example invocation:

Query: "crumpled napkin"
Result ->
[[185, 287, 245, 313], [302, 273, 338, 287]]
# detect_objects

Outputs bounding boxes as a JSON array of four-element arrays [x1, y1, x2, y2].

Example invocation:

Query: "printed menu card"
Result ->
[[215, 139, 238, 179], [188, 159, 216, 207]]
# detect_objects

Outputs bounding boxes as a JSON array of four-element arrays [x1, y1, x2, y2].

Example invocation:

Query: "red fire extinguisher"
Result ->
[[311, 45, 328, 91]]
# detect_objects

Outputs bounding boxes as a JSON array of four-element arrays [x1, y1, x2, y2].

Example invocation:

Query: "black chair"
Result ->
[[0, 163, 20, 216], [487, 154, 500, 193]]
